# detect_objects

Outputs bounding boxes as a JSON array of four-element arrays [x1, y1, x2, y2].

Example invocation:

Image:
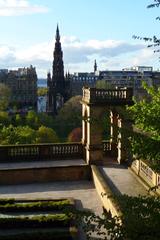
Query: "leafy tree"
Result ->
[[129, 83, 160, 139], [0, 125, 36, 145], [67, 127, 82, 142], [37, 112, 55, 129], [35, 126, 59, 143], [37, 87, 48, 96], [0, 111, 11, 126], [25, 111, 39, 129], [54, 96, 82, 140], [128, 83, 160, 171], [16, 126, 36, 144], [66, 194, 160, 240], [96, 79, 113, 89], [0, 83, 11, 111]]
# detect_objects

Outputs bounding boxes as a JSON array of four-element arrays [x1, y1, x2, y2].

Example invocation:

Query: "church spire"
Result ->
[[56, 24, 60, 41], [94, 59, 97, 72]]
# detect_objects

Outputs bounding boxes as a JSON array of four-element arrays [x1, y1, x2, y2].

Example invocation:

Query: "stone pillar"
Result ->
[[117, 114, 132, 164], [85, 105, 104, 165], [82, 104, 87, 145], [110, 110, 118, 158]]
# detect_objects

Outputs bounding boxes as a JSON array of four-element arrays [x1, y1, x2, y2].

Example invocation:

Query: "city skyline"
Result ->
[[0, 0, 160, 78]]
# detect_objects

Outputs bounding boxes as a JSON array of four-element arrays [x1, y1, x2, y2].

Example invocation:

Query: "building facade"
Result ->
[[70, 65, 160, 96], [47, 25, 70, 115], [0, 65, 37, 111]]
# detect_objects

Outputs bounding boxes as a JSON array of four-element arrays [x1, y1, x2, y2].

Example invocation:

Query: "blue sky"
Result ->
[[0, 0, 160, 77]]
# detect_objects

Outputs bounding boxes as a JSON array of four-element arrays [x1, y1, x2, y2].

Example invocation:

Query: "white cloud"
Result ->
[[0, 0, 48, 16], [0, 37, 158, 77]]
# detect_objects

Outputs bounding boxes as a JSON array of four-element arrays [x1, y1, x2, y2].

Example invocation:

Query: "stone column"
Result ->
[[110, 110, 118, 158], [82, 104, 87, 145], [117, 114, 132, 164], [85, 106, 104, 165]]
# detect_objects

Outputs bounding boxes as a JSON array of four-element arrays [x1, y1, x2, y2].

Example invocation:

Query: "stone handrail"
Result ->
[[103, 140, 112, 153], [82, 87, 133, 104], [0, 142, 83, 162], [131, 159, 160, 195]]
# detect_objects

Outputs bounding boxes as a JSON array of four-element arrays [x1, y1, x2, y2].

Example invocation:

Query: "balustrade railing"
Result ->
[[82, 87, 133, 104], [140, 161, 153, 181], [0, 142, 83, 162], [103, 140, 112, 153]]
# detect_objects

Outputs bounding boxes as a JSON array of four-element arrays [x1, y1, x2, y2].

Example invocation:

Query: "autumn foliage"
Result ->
[[67, 127, 82, 142]]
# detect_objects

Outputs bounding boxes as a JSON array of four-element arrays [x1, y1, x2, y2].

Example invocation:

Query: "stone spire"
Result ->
[[52, 24, 64, 81], [94, 59, 97, 72], [56, 24, 60, 41]]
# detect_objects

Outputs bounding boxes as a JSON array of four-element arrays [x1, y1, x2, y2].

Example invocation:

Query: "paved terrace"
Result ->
[[99, 161, 148, 196], [0, 180, 103, 215], [0, 159, 85, 169]]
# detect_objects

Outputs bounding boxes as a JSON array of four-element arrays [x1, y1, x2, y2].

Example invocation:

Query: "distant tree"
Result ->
[[25, 111, 39, 129], [0, 111, 11, 126], [37, 87, 48, 96], [0, 125, 36, 145], [96, 79, 113, 89], [35, 126, 59, 143], [55, 96, 82, 140], [0, 83, 11, 111], [67, 127, 82, 142], [37, 112, 55, 129]]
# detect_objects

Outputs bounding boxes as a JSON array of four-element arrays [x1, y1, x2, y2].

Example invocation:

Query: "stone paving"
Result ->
[[0, 159, 85, 169], [0, 180, 103, 215], [99, 163, 148, 196]]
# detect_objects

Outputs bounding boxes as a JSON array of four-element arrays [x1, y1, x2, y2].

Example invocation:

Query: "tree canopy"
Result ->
[[0, 83, 11, 111]]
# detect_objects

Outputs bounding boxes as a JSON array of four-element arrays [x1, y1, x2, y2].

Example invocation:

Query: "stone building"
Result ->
[[0, 65, 37, 111], [70, 65, 160, 96], [47, 25, 71, 115]]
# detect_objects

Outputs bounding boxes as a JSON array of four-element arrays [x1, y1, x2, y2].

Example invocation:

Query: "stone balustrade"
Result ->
[[82, 87, 133, 105], [131, 159, 160, 195], [103, 140, 112, 153], [0, 142, 83, 162]]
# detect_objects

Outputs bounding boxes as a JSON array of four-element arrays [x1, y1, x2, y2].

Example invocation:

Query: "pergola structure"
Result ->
[[81, 87, 133, 165]]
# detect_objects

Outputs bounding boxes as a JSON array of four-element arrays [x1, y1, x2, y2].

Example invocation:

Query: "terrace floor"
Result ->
[[0, 180, 103, 215], [0, 159, 85, 169]]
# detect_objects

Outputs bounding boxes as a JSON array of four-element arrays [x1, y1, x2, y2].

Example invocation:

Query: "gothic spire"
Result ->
[[56, 24, 60, 41], [94, 59, 97, 72]]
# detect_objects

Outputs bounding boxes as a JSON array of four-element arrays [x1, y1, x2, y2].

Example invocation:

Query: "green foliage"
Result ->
[[25, 111, 39, 129], [0, 83, 11, 111], [128, 84, 160, 171], [66, 195, 160, 240], [0, 125, 36, 145], [129, 83, 160, 138], [116, 195, 160, 240], [96, 79, 113, 89], [130, 132, 160, 172], [37, 87, 48, 96], [0, 199, 72, 212], [54, 96, 82, 140], [0, 214, 70, 228], [35, 126, 59, 143], [0, 111, 11, 126]]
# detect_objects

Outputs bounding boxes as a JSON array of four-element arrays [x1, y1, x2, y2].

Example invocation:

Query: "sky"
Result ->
[[0, 0, 160, 78]]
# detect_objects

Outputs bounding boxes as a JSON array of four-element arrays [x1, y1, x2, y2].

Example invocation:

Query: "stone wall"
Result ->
[[91, 165, 122, 217], [0, 165, 91, 185]]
